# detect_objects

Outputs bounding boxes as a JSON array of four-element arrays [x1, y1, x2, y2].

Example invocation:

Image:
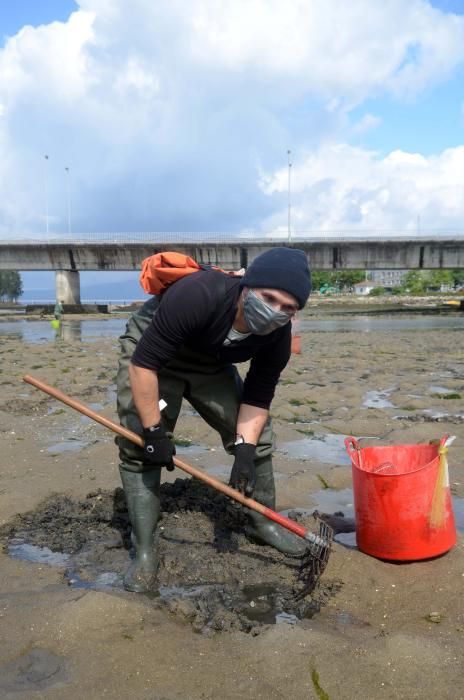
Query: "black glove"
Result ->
[[143, 423, 176, 471], [229, 443, 256, 496]]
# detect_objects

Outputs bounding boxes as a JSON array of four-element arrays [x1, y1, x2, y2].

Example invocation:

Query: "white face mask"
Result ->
[[243, 289, 293, 335]]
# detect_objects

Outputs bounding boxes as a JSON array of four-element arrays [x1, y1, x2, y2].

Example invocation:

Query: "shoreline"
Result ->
[[0, 293, 462, 322]]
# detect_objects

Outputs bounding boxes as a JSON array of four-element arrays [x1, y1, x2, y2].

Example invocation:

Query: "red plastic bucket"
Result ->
[[345, 435, 457, 561]]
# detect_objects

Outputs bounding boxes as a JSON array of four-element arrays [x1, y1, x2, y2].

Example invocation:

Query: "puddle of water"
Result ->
[[422, 409, 451, 419], [175, 443, 210, 455], [106, 384, 117, 404], [238, 584, 281, 624], [281, 495, 357, 549], [278, 434, 351, 465], [0, 318, 127, 344], [158, 583, 213, 599], [290, 419, 319, 427], [334, 531, 357, 548], [429, 385, 454, 395], [9, 543, 70, 566], [95, 571, 121, 586], [299, 316, 464, 332], [393, 409, 460, 420], [234, 584, 313, 625], [280, 507, 314, 518], [0, 648, 70, 693], [80, 403, 103, 423], [275, 611, 299, 625], [66, 570, 122, 589], [311, 487, 355, 517], [453, 496, 464, 533], [157, 582, 301, 625], [47, 440, 89, 454], [419, 409, 464, 420], [66, 572, 94, 589], [205, 464, 230, 479], [430, 371, 456, 379], [362, 388, 396, 409]]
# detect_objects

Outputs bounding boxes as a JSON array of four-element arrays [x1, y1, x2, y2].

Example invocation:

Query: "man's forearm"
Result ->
[[129, 363, 161, 428], [236, 403, 269, 445]]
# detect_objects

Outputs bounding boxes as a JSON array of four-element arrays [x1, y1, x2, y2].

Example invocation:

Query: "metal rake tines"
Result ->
[[308, 520, 334, 561], [293, 520, 334, 601]]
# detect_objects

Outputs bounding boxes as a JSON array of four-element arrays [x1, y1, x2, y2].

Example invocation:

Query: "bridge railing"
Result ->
[[1, 230, 464, 245]]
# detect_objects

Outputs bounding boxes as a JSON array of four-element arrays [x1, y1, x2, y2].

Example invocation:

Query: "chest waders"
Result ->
[[117, 296, 306, 593]]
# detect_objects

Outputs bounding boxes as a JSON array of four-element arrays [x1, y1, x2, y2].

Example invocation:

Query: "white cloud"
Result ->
[[259, 143, 464, 231], [188, 0, 464, 100], [0, 11, 95, 108], [0, 0, 463, 236], [351, 113, 381, 135]]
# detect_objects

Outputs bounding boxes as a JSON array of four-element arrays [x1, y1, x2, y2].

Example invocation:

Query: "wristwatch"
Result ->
[[234, 434, 245, 446], [144, 423, 162, 433]]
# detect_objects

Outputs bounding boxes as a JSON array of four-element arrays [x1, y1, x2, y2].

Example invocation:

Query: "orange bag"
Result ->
[[140, 252, 300, 353], [140, 252, 207, 295]]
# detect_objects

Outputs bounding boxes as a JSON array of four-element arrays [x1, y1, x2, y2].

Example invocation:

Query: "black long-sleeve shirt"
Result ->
[[131, 270, 291, 409]]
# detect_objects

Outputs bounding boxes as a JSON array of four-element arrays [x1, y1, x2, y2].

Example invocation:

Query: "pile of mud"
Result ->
[[0, 478, 339, 634]]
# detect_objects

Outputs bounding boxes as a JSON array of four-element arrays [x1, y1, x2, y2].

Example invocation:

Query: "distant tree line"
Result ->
[[312, 270, 365, 292], [0, 271, 23, 302], [398, 269, 464, 294], [311, 269, 464, 295]]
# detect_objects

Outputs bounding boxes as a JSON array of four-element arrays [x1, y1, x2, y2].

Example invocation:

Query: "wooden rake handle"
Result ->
[[23, 374, 326, 547]]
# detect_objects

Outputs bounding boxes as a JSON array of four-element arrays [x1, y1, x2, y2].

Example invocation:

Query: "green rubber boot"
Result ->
[[245, 457, 308, 556], [120, 467, 161, 593]]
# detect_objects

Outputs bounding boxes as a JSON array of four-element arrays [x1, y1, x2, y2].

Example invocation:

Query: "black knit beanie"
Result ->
[[240, 247, 311, 309]]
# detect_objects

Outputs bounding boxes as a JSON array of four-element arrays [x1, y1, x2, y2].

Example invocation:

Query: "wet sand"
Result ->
[[0, 300, 463, 699]]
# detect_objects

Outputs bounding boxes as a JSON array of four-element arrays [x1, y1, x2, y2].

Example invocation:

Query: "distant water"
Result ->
[[299, 316, 464, 332], [0, 318, 126, 343], [19, 298, 139, 304], [0, 314, 463, 344]]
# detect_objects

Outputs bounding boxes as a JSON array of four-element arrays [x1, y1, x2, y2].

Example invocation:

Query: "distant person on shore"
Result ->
[[116, 248, 311, 592], [54, 300, 64, 322]]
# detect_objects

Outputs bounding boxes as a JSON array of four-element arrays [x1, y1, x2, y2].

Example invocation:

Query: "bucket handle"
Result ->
[[429, 435, 452, 449], [441, 434, 454, 448], [344, 436, 361, 467], [372, 462, 396, 474]]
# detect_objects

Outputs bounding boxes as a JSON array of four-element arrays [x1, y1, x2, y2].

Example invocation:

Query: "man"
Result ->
[[116, 247, 311, 592], [54, 299, 64, 321]]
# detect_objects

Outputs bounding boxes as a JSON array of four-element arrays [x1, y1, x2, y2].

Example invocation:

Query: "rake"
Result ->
[[23, 374, 333, 589]]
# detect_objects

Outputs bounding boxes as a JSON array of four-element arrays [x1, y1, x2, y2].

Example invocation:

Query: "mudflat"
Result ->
[[0, 299, 463, 699]]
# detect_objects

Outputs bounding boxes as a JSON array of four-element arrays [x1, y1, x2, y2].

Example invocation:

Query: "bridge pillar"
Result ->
[[55, 270, 81, 304]]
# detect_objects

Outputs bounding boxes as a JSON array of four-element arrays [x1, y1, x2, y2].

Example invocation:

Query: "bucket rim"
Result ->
[[344, 435, 448, 476], [350, 456, 439, 477]]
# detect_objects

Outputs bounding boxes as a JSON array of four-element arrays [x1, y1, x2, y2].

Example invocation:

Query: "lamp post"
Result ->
[[65, 166, 71, 235], [44, 154, 49, 235], [287, 149, 292, 242]]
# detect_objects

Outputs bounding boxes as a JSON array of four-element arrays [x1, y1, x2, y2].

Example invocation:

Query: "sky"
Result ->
[[1, 0, 464, 295]]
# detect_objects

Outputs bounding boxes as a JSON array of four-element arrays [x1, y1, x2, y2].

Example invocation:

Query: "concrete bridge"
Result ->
[[1, 234, 464, 304]]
